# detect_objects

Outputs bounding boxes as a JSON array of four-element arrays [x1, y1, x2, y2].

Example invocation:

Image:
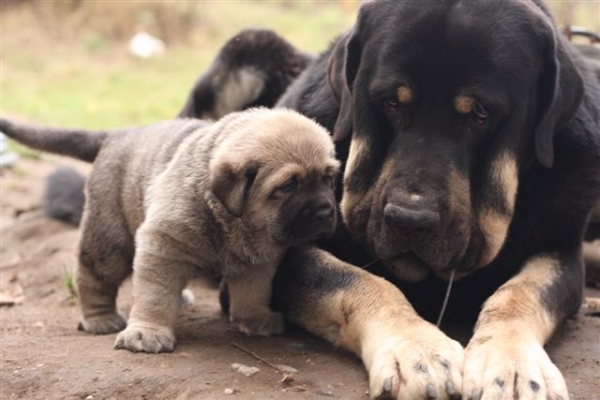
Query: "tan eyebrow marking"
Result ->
[[455, 94, 476, 114], [397, 85, 414, 104]]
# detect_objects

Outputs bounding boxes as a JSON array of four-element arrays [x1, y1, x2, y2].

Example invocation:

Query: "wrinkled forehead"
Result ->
[[245, 121, 338, 171]]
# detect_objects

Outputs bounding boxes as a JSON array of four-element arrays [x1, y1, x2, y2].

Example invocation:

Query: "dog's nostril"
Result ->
[[384, 203, 440, 229]]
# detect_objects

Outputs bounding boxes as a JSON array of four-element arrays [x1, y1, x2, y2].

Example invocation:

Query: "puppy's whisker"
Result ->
[[361, 259, 379, 269], [436, 269, 455, 328]]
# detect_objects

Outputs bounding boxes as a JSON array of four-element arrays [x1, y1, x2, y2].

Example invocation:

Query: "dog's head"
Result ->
[[209, 108, 340, 247], [328, 0, 584, 281]]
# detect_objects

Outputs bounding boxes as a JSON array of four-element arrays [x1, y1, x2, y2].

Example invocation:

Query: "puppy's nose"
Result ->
[[384, 203, 440, 229], [304, 203, 335, 223]]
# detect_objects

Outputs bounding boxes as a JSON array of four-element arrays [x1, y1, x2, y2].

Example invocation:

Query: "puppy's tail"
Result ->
[[0, 118, 107, 162]]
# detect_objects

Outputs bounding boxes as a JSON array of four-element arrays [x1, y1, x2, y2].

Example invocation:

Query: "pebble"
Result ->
[[224, 388, 234, 395], [231, 363, 260, 377], [315, 389, 335, 397], [275, 364, 298, 374]]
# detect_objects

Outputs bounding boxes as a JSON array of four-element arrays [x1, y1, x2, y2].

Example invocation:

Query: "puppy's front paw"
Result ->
[[231, 311, 285, 336], [463, 334, 569, 400], [114, 324, 175, 353], [365, 322, 463, 400], [78, 311, 127, 334]]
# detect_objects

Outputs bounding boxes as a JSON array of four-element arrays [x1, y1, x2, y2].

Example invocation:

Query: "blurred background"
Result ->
[[1, 0, 599, 129]]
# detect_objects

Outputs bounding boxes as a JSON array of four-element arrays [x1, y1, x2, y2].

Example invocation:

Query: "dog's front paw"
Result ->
[[78, 311, 127, 334], [365, 322, 464, 400], [114, 323, 175, 353], [463, 334, 568, 400], [231, 311, 285, 336]]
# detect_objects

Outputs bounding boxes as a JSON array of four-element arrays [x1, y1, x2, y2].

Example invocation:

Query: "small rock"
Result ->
[[0, 283, 25, 307], [85, 396, 94, 400], [583, 297, 600, 311], [290, 385, 308, 392], [315, 389, 335, 397], [224, 388, 235, 395], [275, 364, 298, 374], [129, 32, 165, 59], [231, 363, 260, 377], [0, 293, 16, 306]]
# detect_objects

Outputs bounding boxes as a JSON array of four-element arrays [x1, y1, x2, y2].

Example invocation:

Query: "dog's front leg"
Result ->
[[227, 262, 284, 336], [273, 247, 464, 400], [463, 255, 578, 399], [114, 228, 192, 353]]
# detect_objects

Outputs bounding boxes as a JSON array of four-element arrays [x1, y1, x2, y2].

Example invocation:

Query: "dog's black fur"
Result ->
[[43, 166, 86, 225], [178, 28, 313, 120], [218, 0, 600, 321]]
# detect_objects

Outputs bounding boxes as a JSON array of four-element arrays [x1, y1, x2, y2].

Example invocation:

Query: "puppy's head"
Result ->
[[328, 0, 583, 281], [210, 108, 340, 246]]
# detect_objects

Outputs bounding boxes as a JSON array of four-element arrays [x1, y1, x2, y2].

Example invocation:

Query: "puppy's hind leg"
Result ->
[[76, 214, 135, 335]]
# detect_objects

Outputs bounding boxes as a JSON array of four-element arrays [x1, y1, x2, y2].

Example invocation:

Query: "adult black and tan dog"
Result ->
[[182, 1, 600, 399], [34, 0, 600, 399]]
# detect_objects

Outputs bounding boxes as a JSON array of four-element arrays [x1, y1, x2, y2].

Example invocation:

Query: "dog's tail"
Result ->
[[0, 118, 107, 162]]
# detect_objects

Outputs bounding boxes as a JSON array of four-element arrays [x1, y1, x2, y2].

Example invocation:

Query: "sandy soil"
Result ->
[[1, 156, 599, 400]]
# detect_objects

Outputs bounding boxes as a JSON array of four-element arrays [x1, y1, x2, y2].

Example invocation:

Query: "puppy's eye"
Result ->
[[473, 102, 489, 126], [322, 174, 334, 188], [386, 100, 400, 113], [278, 177, 299, 194]]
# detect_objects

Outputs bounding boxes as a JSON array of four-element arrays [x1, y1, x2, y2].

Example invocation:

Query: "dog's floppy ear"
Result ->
[[327, 27, 362, 142], [210, 162, 258, 217], [534, 24, 584, 168]]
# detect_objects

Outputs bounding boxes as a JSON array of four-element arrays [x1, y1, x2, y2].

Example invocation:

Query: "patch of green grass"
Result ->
[[8, 140, 41, 160], [63, 267, 77, 299], [0, 2, 359, 128]]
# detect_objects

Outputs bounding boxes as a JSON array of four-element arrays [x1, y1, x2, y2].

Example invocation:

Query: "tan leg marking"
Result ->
[[463, 255, 568, 399], [290, 255, 464, 400]]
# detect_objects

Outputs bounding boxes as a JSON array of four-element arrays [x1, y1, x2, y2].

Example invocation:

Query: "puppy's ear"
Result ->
[[210, 163, 258, 217], [327, 26, 362, 142], [534, 24, 584, 168]]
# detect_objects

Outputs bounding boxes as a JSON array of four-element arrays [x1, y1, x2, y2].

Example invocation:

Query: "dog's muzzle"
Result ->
[[380, 191, 458, 271], [384, 203, 441, 230]]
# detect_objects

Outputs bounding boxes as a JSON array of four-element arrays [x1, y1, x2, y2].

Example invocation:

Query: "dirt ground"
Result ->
[[1, 156, 599, 400]]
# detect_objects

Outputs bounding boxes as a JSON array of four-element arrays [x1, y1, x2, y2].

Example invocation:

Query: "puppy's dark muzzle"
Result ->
[[304, 201, 336, 233], [304, 203, 335, 224], [292, 200, 337, 242]]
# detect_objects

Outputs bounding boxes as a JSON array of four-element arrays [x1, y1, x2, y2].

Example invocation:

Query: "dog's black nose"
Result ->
[[384, 203, 440, 229]]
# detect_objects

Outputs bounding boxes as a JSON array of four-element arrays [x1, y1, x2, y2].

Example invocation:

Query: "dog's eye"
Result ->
[[278, 177, 299, 194], [386, 100, 400, 113], [473, 102, 489, 126]]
